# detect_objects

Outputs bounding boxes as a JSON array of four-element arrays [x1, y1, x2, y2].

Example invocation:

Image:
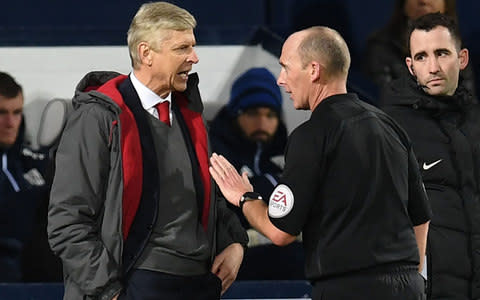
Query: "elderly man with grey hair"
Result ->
[[47, 2, 247, 300]]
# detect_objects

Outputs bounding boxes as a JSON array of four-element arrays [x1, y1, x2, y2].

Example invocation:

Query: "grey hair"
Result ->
[[127, 2, 196, 68]]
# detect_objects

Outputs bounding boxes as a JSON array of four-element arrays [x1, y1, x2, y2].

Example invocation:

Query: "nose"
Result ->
[[428, 57, 440, 73], [260, 117, 273, 131], [188, 49, 199, 64], [277, 69, 285, 87], [4, 114, 18, 127]]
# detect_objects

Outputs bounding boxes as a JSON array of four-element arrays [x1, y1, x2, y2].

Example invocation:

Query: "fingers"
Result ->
[[211, 255, 221, 275], [211, 257, 228, 293], [241, 171, 250, 184], [221, 274, 234, 295], [211, 153, 240, 181], [210, 153, 228, 175], [211, 153, 234, 171], [209, 165, 222, 182], [214, 263, 232, 295]]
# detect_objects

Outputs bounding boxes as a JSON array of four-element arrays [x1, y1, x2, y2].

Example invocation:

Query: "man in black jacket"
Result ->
[[210, 25, 431, 300], [380, 13, 480, 300]]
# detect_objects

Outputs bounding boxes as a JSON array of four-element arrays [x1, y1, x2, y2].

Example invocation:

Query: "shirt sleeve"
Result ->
[[268, 126, 325, 235], [407, 145, 433, 225]]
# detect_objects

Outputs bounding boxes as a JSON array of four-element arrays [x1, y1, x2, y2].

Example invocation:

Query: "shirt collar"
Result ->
[[129, 72, 171, 110]]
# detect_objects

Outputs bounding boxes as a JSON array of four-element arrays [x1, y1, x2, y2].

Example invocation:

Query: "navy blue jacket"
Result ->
[[209, 107, 287, 228], [0, 119, 49, 282]]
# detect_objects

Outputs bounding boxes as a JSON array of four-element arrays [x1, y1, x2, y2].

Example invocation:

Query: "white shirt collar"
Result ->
[[129, 72, 171, 110]]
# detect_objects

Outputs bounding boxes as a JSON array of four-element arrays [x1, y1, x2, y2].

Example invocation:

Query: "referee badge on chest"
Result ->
[[268, 184, 294, 218]]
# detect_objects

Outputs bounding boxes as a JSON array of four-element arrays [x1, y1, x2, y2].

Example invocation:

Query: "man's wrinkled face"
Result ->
[[406, 26, 468, 96], [277, 33, 311, 110], [150, 29, 199, 97], [237, 107, 279, 143], [0, 92, 23, 148]]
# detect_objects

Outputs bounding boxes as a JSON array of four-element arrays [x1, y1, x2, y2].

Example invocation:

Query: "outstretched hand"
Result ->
[[209, 153, 253, 206]]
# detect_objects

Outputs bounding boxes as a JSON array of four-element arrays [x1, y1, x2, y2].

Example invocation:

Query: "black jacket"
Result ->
[[381, 76, 480, 300], [209, 107, 287, 228]]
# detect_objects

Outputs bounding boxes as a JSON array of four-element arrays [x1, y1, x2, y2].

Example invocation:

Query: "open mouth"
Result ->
[[178, 70, 190, 80]]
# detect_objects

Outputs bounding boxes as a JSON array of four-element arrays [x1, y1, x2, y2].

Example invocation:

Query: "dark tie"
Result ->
[[155, 101, 170, 126]]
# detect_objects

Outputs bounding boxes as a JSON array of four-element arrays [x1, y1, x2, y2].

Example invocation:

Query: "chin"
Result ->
[[173, 84, 188, 92], [426, 88, 446, 96]]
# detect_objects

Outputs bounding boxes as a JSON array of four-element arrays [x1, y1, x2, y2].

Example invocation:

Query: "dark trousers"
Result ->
[[312, 265, 426, 300], [119, 269, 222, 300]]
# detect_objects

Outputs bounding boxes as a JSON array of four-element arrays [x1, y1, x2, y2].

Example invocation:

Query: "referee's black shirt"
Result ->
[[268, 93, 432, 281]]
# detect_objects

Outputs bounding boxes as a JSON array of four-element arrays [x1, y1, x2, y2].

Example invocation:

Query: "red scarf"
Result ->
[[96, 75, 211, 239]]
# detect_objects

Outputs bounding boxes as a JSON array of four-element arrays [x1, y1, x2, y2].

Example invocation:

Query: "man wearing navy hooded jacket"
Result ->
[[0, 71, 49, 282], [210, 67, 304, 280]]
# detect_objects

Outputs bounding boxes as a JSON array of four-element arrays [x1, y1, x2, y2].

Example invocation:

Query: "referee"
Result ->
[[210, 26, 431, 300]]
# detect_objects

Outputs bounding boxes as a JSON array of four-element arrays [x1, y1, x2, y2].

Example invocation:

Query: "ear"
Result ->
[[138, 42, 153, 67], [310, 61, 322, 82], [405, 57, 415, 76], [458, 48, 469, 70]]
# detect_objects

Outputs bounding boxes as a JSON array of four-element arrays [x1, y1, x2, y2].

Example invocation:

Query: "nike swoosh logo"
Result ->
[[423, 159, 443, 170]]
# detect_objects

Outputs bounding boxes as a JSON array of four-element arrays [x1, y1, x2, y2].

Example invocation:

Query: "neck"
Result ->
[[310, 79, 347, 111], [133, 69, 171, 98]]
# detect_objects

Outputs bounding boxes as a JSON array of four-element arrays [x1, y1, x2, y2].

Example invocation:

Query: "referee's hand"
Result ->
[[209, 153, 253, 206]]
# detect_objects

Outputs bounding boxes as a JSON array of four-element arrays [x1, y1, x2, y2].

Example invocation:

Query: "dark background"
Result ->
[[1, 0, 479, 97]]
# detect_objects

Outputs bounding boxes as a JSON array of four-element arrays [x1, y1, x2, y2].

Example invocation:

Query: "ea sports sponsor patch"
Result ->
[[268, 184, 294, 218]]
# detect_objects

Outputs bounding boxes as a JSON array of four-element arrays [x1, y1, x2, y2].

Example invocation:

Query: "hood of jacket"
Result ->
[[73, 71, 124, 112], [381, 74, 475, 113]]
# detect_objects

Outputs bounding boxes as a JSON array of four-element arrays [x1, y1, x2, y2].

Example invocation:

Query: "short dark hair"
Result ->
[[0, 72, 22, 98], [407, 13, 462, 53]]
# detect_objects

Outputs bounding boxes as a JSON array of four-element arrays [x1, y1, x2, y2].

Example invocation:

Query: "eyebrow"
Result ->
[[0, 107, 23, 113], [435, 48, 451, 53], [414, 47, 452, 57]]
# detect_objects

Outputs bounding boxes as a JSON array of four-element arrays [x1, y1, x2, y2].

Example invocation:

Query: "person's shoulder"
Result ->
[[379, 74, 422, 107], [316, 93, 371, 122], [62, 98, 118, 142], [209, 106, 237, 140], [288, 118, 317, 145], [463, 101, 480, 127], [290, 107, 338, 145], [72, 99, 115, 120], [75, 71, 123, 92]]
